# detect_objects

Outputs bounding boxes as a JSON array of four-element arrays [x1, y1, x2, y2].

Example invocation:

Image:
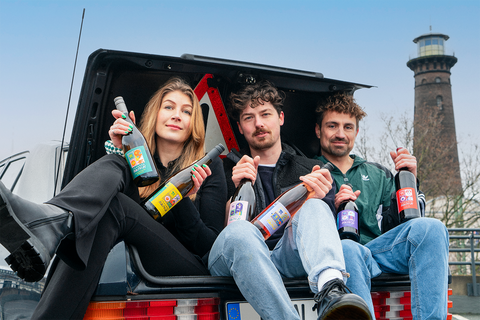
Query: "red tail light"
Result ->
[[83, 298, 220, 320], [371, 290, 452, 320]]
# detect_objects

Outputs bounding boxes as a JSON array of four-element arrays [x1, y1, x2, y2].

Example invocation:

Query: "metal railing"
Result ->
[[448, 228, 480, 296]]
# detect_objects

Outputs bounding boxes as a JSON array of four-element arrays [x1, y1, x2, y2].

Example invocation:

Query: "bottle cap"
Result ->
[[114, 96, 128, 113], [396, 147, 403, 152]]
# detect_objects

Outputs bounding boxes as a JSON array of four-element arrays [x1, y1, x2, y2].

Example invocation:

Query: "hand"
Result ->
[[186, 163, 212, 197], [299, 165, 333, 200], [109, 109, 136, 148], [334, 184, 361, 210], [231, 155, 260, 188], [390, 147, 417, 177]]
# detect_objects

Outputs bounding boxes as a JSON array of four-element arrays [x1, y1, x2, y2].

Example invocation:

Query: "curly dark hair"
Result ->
[[315, 93, 367, 127], [228, 80, 285, 122]]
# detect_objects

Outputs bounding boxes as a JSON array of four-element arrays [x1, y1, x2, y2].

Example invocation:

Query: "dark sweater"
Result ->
[[156, 155, 227, 258]]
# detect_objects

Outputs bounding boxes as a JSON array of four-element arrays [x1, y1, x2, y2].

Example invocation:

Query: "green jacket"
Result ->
[[316, 155, 396, 244]]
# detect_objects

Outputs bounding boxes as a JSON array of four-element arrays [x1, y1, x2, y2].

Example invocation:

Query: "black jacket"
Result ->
[[223, 143, 336, 249]]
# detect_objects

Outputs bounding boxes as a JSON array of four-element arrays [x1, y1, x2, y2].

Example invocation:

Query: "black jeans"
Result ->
[[33, 155, 208, 319]]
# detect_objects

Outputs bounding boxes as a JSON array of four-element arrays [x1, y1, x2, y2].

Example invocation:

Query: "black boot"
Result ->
[[0, 182, 73, 282], [313, 278, 372, 320]]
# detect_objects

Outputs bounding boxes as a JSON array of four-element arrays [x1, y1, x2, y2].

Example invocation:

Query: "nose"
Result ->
[[171, 109, 181, 120], [335, 127, 346, 139], [254, 115, 264, 128]]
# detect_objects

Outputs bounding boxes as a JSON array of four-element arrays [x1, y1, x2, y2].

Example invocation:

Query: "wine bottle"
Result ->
[[142, 143, 225, 220], [227, 178, 256, 225], [336, 180, 360, 242], [114, 96, 159, 187], [251, 162, 333, 240], [394, 147, 420, 222]]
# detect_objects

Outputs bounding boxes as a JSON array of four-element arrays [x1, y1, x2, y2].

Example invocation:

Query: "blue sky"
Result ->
[[1, 0, 479, 162]]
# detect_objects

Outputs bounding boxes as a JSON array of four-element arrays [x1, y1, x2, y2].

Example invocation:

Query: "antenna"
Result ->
[[54, 8, 85, 196]]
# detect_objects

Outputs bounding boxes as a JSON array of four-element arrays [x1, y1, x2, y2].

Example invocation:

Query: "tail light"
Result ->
[[371, 289, 453, 320], [83, 297, 220, 320]]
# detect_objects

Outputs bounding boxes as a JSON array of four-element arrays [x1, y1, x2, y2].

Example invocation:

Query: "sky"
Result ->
[[1, 0, 479, 164]]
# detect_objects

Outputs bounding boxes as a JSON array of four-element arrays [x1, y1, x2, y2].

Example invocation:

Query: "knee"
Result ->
[[408, 218, 449, 249], [296, 198, 334, 223], [220, 221, 263, 251]]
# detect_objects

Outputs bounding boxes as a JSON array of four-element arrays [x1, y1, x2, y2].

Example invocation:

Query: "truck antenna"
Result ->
[[54, 8, 85, 196]]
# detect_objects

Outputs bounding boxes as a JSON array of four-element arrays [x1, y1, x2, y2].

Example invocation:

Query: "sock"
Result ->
[[317, 268, 343, 291]]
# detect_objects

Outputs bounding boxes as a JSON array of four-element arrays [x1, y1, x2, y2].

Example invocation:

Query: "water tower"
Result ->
[[407, 32, 462, 197]]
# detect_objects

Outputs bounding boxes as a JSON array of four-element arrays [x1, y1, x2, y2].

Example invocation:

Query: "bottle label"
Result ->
[[148, 182, 183, 217], [337, 209, 358, 230], [228, 201, 249, 225], [258, 202, 291, 235], [125, 146, 153, 179], [396, 187, 418, 211]]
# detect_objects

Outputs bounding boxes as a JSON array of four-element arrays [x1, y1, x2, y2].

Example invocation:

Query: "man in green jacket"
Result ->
[[314, 93, 449, 320]]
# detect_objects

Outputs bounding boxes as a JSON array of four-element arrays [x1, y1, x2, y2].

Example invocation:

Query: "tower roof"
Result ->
[[413, 33, 449, 43]]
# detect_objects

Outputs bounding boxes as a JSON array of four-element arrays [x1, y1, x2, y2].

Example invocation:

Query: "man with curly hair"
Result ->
[[314, 93, 449, 320], [208, 81, 372, 320]]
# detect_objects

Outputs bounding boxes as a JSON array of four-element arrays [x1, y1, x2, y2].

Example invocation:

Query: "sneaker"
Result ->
[[313, 278, 372, 320]]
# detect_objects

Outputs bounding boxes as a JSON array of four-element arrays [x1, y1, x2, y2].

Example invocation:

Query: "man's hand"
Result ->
[[334, 184, 361, 210], [299, 165, 333, 200], [390, 147, 417, 177], [231, 155, 260, 188]]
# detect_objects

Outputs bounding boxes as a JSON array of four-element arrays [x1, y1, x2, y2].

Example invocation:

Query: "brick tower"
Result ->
[[407, 32, 462, 197]]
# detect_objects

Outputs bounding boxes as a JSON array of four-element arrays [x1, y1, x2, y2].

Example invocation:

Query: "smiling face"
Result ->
[[316, 110, 358, 160], [237, 101, 284, 152], [155, 90, 193, 147]]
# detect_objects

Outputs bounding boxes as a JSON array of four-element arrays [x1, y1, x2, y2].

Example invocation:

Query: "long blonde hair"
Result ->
[[138, 77, 206, 198]]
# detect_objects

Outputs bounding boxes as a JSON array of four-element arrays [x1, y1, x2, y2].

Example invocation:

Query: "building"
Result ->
[[407, 32, 462, 197]]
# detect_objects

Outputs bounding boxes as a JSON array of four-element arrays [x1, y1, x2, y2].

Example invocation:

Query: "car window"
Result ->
[[0, 157, 27, 191]]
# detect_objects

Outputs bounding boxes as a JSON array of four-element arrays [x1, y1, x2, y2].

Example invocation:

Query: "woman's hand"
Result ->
[[187, 163, 212, 197], [109, 109, 136, 148]]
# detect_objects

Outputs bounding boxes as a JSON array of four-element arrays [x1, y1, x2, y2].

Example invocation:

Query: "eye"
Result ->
[[183, 109, 192, 115]]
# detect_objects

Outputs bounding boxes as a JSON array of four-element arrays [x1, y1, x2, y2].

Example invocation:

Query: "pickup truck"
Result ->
[[0, 49, 453, 320]]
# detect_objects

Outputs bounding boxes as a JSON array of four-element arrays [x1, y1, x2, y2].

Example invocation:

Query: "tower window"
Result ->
[[435, 77, 441, 83], [437, 96, 443, 110], [422, 79, 427, 84]]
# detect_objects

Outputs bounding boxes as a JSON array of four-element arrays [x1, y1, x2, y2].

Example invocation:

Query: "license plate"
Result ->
[[226, 299, 317, 320]]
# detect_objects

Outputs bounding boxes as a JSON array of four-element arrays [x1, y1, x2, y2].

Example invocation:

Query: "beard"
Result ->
[[321, 138, 352, 157], [248, 129, 277, 151]]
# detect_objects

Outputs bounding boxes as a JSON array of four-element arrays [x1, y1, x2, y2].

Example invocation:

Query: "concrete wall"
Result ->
[[450, 275, 480, 295]]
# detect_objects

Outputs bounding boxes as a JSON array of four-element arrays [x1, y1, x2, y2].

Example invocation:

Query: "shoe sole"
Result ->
[[0, 187, 48, 282], [322, 300, 372, 320]]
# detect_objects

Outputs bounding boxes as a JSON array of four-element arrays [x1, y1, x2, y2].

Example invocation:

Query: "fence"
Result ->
[[448, 228, 480, 296]]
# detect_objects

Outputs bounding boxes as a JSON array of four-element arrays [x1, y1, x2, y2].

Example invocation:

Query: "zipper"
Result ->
[[25, 212, 70, 229]]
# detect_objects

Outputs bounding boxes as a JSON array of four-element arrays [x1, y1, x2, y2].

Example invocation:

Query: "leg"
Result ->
[[271, 199, 346, 293], [366, 218, 449, 320], [342, 239, 382, 319], [208, 221, 301, 320], [34, 193, 207, 319]]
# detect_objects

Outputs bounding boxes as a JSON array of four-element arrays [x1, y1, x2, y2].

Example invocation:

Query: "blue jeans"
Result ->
[[208, 199, 345, 320], [342, 218, 449, 320]]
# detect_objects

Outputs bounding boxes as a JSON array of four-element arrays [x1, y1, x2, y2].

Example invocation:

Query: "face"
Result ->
[[155, 90, 193, 146], [237, 101, 284, 152], [315, 111, 358, 159]]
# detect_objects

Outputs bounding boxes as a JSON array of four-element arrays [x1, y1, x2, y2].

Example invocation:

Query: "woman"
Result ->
[[0, 77, 227, 319]]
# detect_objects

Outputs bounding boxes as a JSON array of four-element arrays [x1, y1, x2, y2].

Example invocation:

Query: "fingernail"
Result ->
[[128, 127, 132, 132], [192, 174, 196, 178], [194, 164, 199, 168], [124, 131, 129, 134], [129, 125, 133, 129], [202, 164, 207, 168], [192, 168, 196, 172], [122, 114, 126, 119]]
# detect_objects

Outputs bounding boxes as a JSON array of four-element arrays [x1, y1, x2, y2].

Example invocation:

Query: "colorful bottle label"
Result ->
[[337, 209, 358, 230], [258, 202, 291, 235], [125, 146, 153, 179], [228, 201, 249, 225], [396, 187, 418, 211], [148, 182, 183, 217]]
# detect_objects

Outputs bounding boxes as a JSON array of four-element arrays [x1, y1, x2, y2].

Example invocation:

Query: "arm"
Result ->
[[170, 156, 227, 257]]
